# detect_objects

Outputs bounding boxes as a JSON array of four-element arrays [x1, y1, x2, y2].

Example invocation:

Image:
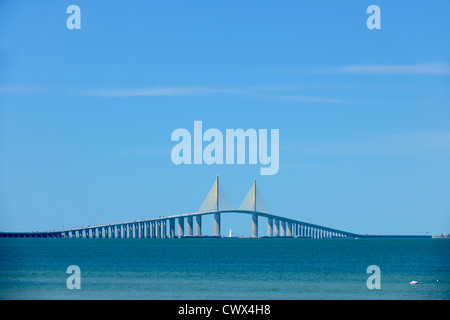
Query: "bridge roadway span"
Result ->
[[0, 210, 362, 239]]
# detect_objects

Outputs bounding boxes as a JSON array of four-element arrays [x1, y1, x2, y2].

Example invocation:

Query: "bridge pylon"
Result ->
[[198, 176, 235, 237], [238, 180, 270, 214], [198, 176, 235, 213], [238, 180, 270, 237]]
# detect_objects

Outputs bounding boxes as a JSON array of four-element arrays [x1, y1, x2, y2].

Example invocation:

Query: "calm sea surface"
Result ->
[[0, 238, 448, 300]]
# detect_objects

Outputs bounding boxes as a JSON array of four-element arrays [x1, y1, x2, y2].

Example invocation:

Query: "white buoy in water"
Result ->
[[409, 281, 419, 285]]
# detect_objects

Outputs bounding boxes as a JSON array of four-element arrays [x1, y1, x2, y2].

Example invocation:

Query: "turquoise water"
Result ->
[[0, 238, 449, 300]]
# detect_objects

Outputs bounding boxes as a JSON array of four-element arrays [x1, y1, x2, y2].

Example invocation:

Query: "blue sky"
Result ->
[[1, 0, 449, 236]]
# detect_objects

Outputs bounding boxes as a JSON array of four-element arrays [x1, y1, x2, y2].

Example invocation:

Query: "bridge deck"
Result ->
[[0, 178, 431, 239], [0, 210, 431, 239]]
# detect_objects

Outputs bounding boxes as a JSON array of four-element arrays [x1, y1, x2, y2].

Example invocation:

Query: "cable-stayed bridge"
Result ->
[[0, 177, 430, 239]]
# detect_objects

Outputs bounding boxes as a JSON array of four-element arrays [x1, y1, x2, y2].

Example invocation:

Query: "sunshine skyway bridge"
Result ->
[[0, 177, 431, 239]]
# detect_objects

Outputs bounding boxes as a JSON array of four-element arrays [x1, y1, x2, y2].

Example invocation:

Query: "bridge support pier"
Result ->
[[196, 215, 202, 236], [162, 220, 166, 238], [274, 219, 279, 237], [280, 220, 286, 237], [169, 219, 175, 238], [187, 216, 193, 236], [214, 212, 220, 237], [163, 220, 167, 238], [268, 218, 273, 237], [149, 221, 153, 238], [178, 217, 184, 238], [252, 214, 258, 238], [155, 221, 160, 238]]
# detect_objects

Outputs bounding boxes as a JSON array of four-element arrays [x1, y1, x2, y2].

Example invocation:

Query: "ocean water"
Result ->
[[0, 238, 448, 300]]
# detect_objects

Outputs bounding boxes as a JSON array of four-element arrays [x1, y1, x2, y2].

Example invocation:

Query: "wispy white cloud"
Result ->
[[322, 62, 450, 75], [79, 85, 296, 97], [0, 85, 47, 95], [80, 86, 216, 97], [0, 84, 348, 103], [265, 94, 349, 104], [78, 85, 347, 103]]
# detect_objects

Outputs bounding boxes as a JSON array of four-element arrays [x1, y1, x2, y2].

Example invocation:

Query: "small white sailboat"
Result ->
[[228, 229, 235, 237]]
